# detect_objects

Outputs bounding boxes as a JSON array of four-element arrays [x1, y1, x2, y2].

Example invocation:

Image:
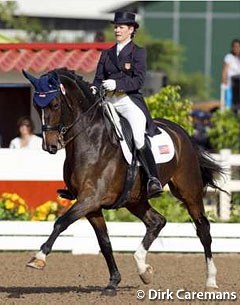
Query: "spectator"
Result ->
[[9, 116, 42, 149], [221, 39, 240, 87], [94, 31, 105, 42], [191, 110, 212, 151]]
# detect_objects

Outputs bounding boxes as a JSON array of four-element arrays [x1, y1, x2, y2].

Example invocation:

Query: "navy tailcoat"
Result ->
[[93, 41, 159, 136]]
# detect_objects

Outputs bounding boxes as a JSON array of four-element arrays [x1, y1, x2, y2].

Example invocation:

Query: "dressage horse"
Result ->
[[23, 68, 224, 295]]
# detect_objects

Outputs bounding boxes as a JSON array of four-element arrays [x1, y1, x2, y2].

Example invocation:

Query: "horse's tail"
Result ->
[[194, 144, 227, 193]]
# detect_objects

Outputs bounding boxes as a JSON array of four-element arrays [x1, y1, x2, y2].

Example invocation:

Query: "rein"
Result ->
[[42, 85, 106, 148]]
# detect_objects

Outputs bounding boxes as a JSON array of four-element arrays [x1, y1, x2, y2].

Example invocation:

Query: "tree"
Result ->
[[0, 2, 49, 41], [145, 41, 211, 101], [145, 40, 183, 79]]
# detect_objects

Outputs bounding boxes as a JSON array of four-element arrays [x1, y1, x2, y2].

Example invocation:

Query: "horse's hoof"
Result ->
[[205, 285, 219, 291], [101, 286, 117, 296], [26, 257, 46, 270], [139, 265, 153, 285]]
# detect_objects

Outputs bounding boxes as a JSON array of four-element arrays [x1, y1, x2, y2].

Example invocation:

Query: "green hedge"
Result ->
[[146, 85, 193, 135], [103, 192, 190, 222]]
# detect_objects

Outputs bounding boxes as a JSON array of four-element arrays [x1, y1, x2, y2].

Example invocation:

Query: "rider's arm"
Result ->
[[115, 47, 146, 93], [93, 50, 107, 88]]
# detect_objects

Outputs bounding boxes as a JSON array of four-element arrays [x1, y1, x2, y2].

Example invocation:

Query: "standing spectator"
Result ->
[[9, 116, 42, 149], [222, 39, 240, 86], [221, 39, 240, 108]]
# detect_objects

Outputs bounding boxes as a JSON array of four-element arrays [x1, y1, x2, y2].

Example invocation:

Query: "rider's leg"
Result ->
[[112, 96, 162, 197], [137, 144, 163, 197]]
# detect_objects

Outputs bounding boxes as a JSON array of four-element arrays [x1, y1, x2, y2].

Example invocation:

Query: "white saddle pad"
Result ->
[[103, 102, 175, 165], [120, 127, 175, 165]]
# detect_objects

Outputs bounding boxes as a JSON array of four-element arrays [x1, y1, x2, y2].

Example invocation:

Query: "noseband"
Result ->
[[42, 124, 63, 132]]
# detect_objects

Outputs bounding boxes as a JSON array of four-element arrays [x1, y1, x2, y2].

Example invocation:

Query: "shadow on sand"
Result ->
[[0, 285, 137, 298]]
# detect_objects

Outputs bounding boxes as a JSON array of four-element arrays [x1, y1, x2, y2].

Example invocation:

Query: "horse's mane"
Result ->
[[47, 67, 96, 106]]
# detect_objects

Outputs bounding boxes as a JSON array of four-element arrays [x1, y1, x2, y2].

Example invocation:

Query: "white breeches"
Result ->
[[105, 95, 146, 149]]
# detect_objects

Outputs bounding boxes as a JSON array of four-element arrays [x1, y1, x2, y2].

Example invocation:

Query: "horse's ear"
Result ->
[[48, 71, 60, 87], [22, 70, 38, 88]]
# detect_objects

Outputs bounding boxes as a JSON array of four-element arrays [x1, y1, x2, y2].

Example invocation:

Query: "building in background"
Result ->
[[0, 42, 114, 147], [2, 0, 133, 42]]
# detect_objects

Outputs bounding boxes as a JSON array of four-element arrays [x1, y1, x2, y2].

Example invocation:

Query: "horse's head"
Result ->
[[23, 69, 68, 154], [23, 69, 97, 154]]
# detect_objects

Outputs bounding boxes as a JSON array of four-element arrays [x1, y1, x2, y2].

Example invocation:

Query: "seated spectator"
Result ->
[[191, 110, 212, 151], [94, 31, 105, 42], [9, 116, 42, 149]]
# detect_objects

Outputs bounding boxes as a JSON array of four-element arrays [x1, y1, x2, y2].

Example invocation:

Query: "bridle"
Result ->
[[41, 84, 106, 148]]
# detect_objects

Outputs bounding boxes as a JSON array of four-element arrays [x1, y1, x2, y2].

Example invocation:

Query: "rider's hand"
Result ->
[[90, 86, 98, 95], [102, 79, 116, 91]]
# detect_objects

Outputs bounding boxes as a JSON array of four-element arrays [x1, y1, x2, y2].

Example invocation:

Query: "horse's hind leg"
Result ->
[[195, 214, 218, 288], [168, 180, 218, 288], [127, 200, 166, 284]]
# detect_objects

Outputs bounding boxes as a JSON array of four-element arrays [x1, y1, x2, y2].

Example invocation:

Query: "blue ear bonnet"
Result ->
[[22, 70, 61, 108]]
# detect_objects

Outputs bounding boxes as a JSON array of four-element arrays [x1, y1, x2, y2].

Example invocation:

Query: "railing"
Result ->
[[211, 149, 240, 220], [0, 221, 239, 254]]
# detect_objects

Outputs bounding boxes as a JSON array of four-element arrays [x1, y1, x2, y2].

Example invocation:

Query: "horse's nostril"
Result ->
[[48, 145, 58, 154]]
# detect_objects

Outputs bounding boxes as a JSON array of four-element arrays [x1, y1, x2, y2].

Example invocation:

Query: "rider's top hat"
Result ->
[[111, 12, 139, 29]]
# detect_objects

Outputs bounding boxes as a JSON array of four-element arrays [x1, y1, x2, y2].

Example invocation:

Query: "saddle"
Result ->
[[102, 102, 138, 209], [102, 101, 134, 153]]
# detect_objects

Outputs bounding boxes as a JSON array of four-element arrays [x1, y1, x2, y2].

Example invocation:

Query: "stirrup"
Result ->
[[147, 177, 163, 198]]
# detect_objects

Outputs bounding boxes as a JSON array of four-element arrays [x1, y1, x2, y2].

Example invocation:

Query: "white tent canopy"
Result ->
[[15, 0, 134, 20]]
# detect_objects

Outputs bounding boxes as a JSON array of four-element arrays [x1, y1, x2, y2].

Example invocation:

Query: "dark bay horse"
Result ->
[[23, 68, 224, 295]]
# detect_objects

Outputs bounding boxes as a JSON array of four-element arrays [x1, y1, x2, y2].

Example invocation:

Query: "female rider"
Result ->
[[92, 12, 162, 198]]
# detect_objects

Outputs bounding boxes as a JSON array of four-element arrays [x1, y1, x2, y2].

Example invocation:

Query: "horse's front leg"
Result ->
[[27, 197, 99, 270], [87, 211, 121, 296]]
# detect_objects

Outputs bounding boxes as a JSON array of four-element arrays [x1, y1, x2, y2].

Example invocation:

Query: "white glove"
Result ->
[[102, 79, 116, 91], [90, 86, 98, 95]]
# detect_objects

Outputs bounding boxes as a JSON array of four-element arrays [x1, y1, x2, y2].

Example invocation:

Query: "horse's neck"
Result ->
[[65, 107, 117, 162], [63, 82, 118, 159]]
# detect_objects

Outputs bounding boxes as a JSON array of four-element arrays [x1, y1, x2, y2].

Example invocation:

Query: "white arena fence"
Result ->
[[0, 148, 239, 220], [211, 149, 240, 220], [0, 148, 239, 253], [0, 220, 239, 254]]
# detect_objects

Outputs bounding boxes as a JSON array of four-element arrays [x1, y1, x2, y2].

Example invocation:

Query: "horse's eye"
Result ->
[[52, 102, 60, 110]]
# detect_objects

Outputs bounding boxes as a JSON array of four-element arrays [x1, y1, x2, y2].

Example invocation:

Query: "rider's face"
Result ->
[[114, 24, 134, 43]]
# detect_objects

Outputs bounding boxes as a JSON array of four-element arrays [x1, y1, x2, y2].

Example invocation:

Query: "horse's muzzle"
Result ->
[[47, 145, 58, 154]]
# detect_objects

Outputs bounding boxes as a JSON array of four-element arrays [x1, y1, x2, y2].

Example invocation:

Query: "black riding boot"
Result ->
[[137, 144, 163, 198], [57, 189, 75, 200]]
